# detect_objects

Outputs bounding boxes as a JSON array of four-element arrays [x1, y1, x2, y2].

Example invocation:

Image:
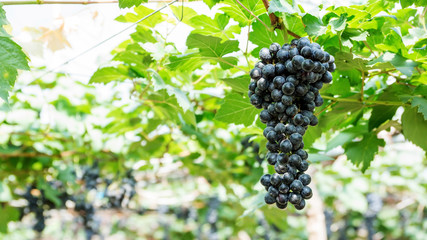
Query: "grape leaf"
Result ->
[[221, 75, 250, 93], [118, 0, 146, 9], [184, 33, 240, 70], [220, 0, 265, 26], [187, 33, 239, 58], [303, 124, 322, 148], [249, 14, 283, 57], [148, 70, 193, 113], [282, 14, 306, 37], [323, 76, 351, 95], [215, 93, 261, 126], [411, 96, 427, 120], [90, 67, 129, 84], [115, 5, 165, 28], [268, 0, 298, 15], [0, 205, 19, 233], [167, 52, 205, 71], [0, 16, 30, 103], [326, 125, 367, 151], [401, 106, 427, 151], [148, 90, 196, 126], [344, 133, 385, 172], [189, 14, 241, 40], [302, 14, 327, 37], [369, 89, 400, 130], [369, 52, 419, 76], [203, 0, 221, 8], [130, 26, 156, 43]]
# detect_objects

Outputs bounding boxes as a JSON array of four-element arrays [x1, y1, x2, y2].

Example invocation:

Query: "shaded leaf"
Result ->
[[221, 75, 250, 93], [344, 133, 385, 172], [215, 93, 261, 126], [402, 106, 427, 151]]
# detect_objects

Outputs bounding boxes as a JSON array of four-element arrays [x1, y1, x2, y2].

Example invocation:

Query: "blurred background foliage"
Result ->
[[0, 0, 426, 239]]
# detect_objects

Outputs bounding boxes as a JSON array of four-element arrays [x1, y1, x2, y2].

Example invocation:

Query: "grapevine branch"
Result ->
[[260, 0, 301, 38]]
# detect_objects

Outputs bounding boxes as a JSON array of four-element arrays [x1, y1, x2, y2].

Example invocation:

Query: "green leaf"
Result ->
[[326, 125, 367, 151], [268, 0, 298, 15], [0, 29, 29, 103], [302, 14, 327, 37], [330, 14, 347, 32], [167, 52, 203, 71], [148, 90, 196, 126], [369, 89, 400, 130], [323, 76, 350, 95], [303, 125, 322, 148], [203, 0, 221, 8], [369, 52, 419, 76], [148, 70, 193, 113], [118, 0, 145, 9], [90, 67, 129, 84], [344, 133, 385, 172], [130, 25, 156, 43], [335, 52, 369, 71], [185, 33, 240, 70], [221, 75, 250, 93], [282, 14, 306, 37], [249, 14, 283, 57], [401, 106, 427, 151], [189, 14, 241, 40], [0, 37, 29, 70], [307, 153, 334, 163], [0, 6, 8, 26], [411, 96, 427, 120], [215, 93, 261, 126], [115, 5, 165, 28], [37, 178, 62, 207], [187, 33, 239, 58], [0, 205, 19, 233], [220, 0, 265, 26]]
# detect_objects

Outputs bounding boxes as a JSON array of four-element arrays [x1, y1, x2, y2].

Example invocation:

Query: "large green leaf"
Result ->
[[249, 14, 284, 57], [302, 14, 327, 37], [401, 106, 427, 151], [215, 93, 261, 126], [221, 75, 250, 93], [183, 33, 240, 70], [0, 205, 19, 233], [148, 89, 196, 126], [0, 16, 29, 103], [220, 0, 265, 26], [344, 133, 385, 172], [189, 14, 241, 40], [268, 0, 298, 15], [411, 96, 427, 120], [369, 89, 400, 130], [186, 33, 239, 58], [369, 52, 419, 76], [90, 67, 129, 84]]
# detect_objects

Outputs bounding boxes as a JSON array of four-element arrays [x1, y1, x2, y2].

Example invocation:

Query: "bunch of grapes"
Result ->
[[248, 37, 335, 210], [75, 200, 99, 240]]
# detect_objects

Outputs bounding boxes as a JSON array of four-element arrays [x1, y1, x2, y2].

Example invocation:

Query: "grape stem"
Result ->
[[322, 95, 409, 106]]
